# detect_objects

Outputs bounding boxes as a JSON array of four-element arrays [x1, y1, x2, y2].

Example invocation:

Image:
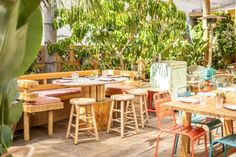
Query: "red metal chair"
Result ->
[[154, 91, 208, 157]]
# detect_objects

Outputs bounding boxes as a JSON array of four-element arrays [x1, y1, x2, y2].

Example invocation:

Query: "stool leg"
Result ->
[[91, 104, 99, 141], [139, 96, 144, 128], [24, 112, 30, 141], [74, 106, 80, 145], [66, 105, 74, 139], [121, 101, 125, 138], [107, 100, 114, 133], [48, 111, 53, 135], [131, 100, 139, 133], [85, 105, 90, 135], [143, 95, 150, 123]]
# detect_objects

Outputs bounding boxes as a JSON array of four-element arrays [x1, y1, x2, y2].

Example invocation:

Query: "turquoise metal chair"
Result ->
[[174, 85, 223, 154], [209, 134, 236, 157]]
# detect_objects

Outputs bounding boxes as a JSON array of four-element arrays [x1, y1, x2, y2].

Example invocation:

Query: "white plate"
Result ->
[[99, 78, 113, 81], [224, 104, 236, 111], [177, 97, 200, 104], [197, 92, 216, 97]]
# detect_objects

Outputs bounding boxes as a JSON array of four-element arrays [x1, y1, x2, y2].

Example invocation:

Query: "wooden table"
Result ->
[[161, 92, 236, 157], [53, 76, 129, 102], [53, 76, 129, 131]]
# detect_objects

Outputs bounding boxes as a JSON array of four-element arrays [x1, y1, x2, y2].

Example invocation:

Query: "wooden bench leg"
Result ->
[[23, 112, 30, 141], [48, 111, 53, 135]]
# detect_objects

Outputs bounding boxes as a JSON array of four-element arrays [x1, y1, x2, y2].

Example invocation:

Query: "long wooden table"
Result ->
[[53, 76, 129, 101], [162, 92, 236, 157]]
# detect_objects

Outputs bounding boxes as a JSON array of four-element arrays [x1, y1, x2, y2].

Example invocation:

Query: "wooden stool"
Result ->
[[66, 98, 99, 144], [126, 88, 149, 128], [107, 94, 139, 138]]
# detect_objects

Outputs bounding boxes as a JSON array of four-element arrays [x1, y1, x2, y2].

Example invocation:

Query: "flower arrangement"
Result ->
[[216, 92, 226, 103]]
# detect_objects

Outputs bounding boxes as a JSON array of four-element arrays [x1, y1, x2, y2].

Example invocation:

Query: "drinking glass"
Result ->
[[200, 95, 207, 106], [102, 70, 107, 77], [215, 96, 223, 110]]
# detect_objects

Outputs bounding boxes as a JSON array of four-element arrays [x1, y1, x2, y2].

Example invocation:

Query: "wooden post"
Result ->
[[48, 111, 53, 135], [203, 0, 211, 66], [235, 0, 236, 61], [23, 112, 30, 141]]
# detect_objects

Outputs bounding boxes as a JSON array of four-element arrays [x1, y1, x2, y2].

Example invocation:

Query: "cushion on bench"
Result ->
[[33, 96, 61, 105], [33, 88, 81, 97], [105, 84, 137, 94]]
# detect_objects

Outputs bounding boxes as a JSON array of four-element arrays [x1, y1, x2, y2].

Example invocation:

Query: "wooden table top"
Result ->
[[52, 76, 129, 87], [162, 91, 236, 120]]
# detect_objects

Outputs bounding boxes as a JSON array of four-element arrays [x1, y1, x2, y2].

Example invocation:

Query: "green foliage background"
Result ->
[[47, 1, 236, 76], [48, 0, 187, 77]]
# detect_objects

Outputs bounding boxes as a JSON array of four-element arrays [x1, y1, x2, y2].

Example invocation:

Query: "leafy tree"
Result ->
[[212, 13, 236, 69], [48, 0, 187, 76]]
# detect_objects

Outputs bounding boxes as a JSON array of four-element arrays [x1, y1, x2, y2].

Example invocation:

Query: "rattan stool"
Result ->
[[66, 98, 99, 144], [126, 88, 149, 128], [107, 94, 139, 137]]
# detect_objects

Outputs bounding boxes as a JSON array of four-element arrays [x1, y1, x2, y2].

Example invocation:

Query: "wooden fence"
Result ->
[[34, 46, 80, 73]]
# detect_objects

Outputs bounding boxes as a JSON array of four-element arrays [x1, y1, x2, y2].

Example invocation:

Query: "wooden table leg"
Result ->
[[96, 85, 105, 102], [223, 119, 234, 136], [90, 86, 97, 100], [23, 112, 30, 141], [181, 112, 192, 157], [48, 111, 53, 135]]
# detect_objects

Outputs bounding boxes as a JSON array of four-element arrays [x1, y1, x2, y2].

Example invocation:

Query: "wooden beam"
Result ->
[[203, 0, 211, 66]]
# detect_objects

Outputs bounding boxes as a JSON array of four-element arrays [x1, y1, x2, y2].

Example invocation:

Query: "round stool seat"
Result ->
[[70, 98, 96, 105], [111, 94, 134, 101], [127, 88, 147, 96]]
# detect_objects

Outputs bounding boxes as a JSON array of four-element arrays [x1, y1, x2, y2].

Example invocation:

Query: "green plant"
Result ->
[[212, 13, 236, 69], [48, 0, 187, 75], [166, 22, 207, 66], [0, 0, 42, 154]]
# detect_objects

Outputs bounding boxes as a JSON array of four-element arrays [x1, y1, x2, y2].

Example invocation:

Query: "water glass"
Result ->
[[102, 70, 107, 77], [200, 95, 207, 106], [215, 96, 223, 110], [72, 72, 79, 83]]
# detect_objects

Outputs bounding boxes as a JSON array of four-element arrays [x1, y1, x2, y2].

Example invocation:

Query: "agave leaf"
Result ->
[[7, 100, 23, 125], [0, 0, 23, 84], [16, 7, 43, 75], [17, 0, 41, 28], [0, 125, 13, 149]]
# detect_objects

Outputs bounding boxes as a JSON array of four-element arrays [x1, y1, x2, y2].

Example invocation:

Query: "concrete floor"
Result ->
[[13, 113, 236, 157]]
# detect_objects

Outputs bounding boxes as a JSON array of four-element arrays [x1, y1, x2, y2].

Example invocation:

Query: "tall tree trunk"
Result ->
[[203, 0, 210, 66], [42, 5, 57, 72]]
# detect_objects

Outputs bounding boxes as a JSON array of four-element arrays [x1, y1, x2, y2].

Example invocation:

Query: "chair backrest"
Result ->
[[227, 63, 236, 74], [153, 91, 176, 129], [212, 74, 234, 87], [187, 65, 206, 81], [175, 85, 192, 98]]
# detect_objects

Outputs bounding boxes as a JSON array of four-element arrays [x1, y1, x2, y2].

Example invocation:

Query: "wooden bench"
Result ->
[[18, 80, 64, 141], [17, 70, 138, 132]]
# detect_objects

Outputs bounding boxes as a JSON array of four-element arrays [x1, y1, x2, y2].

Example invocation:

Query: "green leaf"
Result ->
[[0, 125, 13, 149], [16, 7, 43, 75], [7, 101, 23, 125], [17, 0, 41, 28]]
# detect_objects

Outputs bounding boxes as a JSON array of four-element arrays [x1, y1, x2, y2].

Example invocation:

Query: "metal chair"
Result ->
[[154, 91, 207, 157], [212, 74, 234, 88], [209, 134, 236, 157], [174, 85, 223, 154], [187, 65, 206, 81]]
